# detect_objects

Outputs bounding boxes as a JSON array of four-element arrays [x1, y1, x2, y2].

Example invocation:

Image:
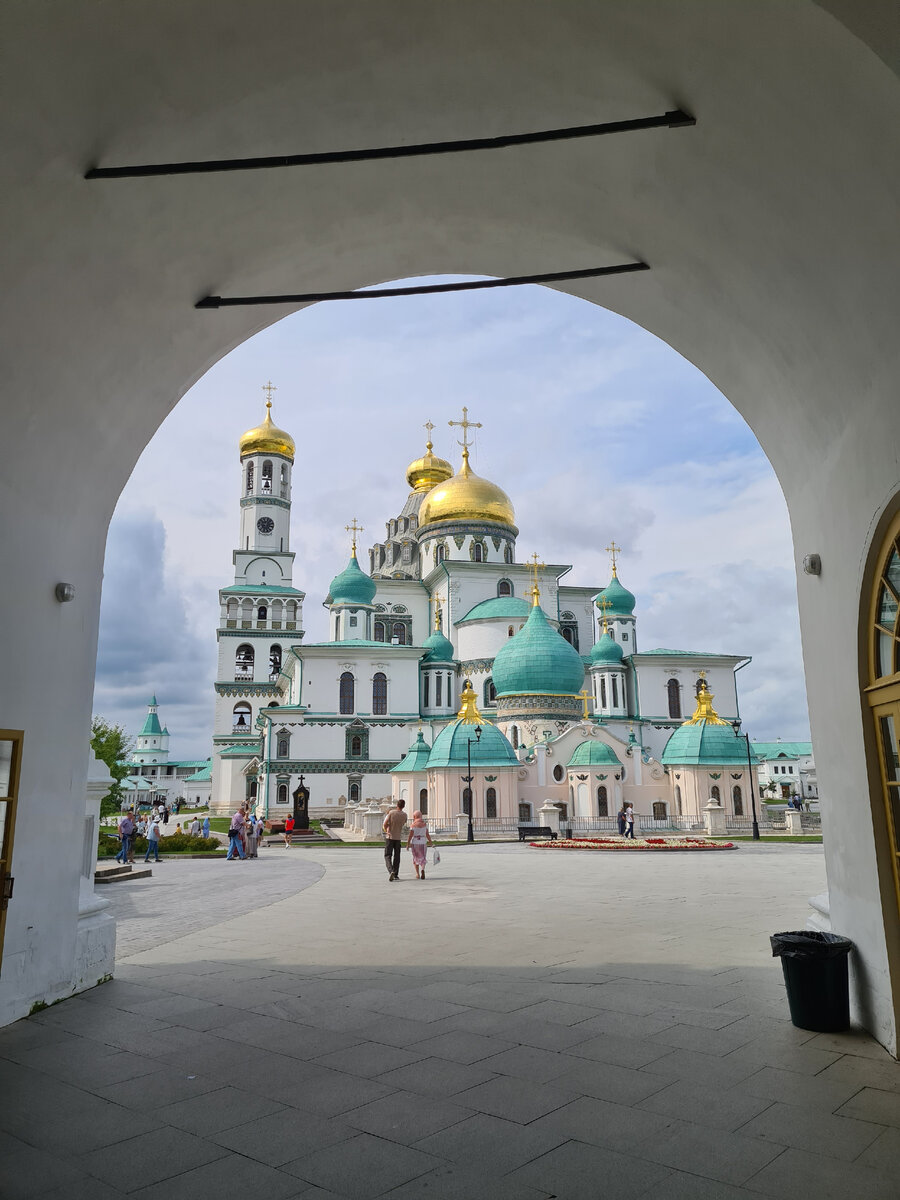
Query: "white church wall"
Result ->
[[637, 661, 740, 723]]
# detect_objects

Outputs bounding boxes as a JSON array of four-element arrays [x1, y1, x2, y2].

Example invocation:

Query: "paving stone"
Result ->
[[263, 1062, 397, 1117], [210, 1107, 357, 1167], [856, 1125, 900, 1172], [641, 1120, 785, 1185], [639, 1078, 774, 1131], [382, 1160, 554, 1198], [282, 1132, 444, 1198], [312, 1041, 424, 1078], [375, 1056, 497, 1098], [475, 1043, 575, 1083], [737, 1098, 885, 1160], [512, 999, 600, 1026], [39, 1178, 126, 1200], [453, 1075, 577, 1124], [550, 1055, 675, 1105], [126, 1152, 302, 1200], [0, 1145, 98, 1200], [743, 1146, 900, 1199], [641, 1047, 763, 1089], [413, 1112, 565, 1173], [804, 1030, 896, 1060], [815, 1053, 900, 1095], [93, 1067, 222, 1110], [12, 1040, 165, 1089], [155, 1085, 286, 1135], [650, 1021, 760, 1056], [640, 1171, 760, 1199], [78, 1127, 226, 1193], [567, 1032, 674, 1069], [527, 1094, 678, 1150], [835, 1085, 900, 1127], [508, 1138, 673, 1200], [343, 1089, 472, 1144], [412, 1030, 515, 1064], [740, 1065, 865, 1111], [723, 1040, 842, 1077]]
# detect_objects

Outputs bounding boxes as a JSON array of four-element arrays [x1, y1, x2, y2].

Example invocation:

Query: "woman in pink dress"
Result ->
[[406, 810, 433, 880]]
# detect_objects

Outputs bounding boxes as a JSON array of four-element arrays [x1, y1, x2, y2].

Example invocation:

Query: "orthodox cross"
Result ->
[[448, 406, 482, 453], [597, 595, 613, 632], [262, 380, 277, 408], [605, 540, 622, 577], [579, 689, 592, 720], [527, 552, 545, 603], [345, 517, 364, 554], [423, 419, 435, 446]]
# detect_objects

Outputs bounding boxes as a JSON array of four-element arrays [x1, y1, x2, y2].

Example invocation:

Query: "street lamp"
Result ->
[[731, 720, 760, 841], [464, 724, 483, 843]]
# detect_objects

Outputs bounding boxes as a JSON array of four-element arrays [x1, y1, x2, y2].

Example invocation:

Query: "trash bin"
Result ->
[[771, 931, 852, 1032]]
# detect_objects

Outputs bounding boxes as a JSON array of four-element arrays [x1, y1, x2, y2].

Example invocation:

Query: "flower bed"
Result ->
[[529, 836, 735, 851]]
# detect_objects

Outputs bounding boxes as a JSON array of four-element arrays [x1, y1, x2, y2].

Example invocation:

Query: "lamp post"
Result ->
[[731, 720, 760, 841], [465, 724, 482, 843]]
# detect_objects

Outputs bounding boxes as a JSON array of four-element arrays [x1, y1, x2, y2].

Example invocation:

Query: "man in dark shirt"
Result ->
[[382, 800, 407, 881]]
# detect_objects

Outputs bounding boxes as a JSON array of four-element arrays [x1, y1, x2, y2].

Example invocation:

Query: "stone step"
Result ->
[[94, 863, 153, 883]]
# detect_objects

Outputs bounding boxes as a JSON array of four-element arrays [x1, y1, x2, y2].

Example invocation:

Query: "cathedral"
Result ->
[[211, 392, 757, 826]]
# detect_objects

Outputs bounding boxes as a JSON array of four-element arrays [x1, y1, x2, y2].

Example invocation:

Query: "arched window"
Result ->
[[553, 764, 565, 782], [653, 801, 667, 821], [257, 605, 267, 621], [667, 678, 682, 719], [435, 673, 443, 707], [402, 542, 412, 564], [269, 644, 282, 680], [518, 801, 532, 822], [733, 785, 744, 816], [423, 674, 430, 707], [245, 462, 254, 493], [483, 677, 496, 705], [473, 542, 483, 562], [280, 462, 289, 497], [235, 643, 254, 679], [436, 543, 446, 564], [249, 780, 258, 798], [374, 621, 385, 642], [597, 785, 608, 816], [372, 672, 387, 715], [711, 784, 721, 802], [233, 702, 251, 731], [277, 784, 288, 805], [510, 725, 519, 749], [392, 622, 407, 646], [561, 625, 579, 648], [504, 546, 513, 564], [600, 676, 607, 707], [485, 787, 497, 818], [675, 784, 683, 815], [276, 732, 290, 758], [462, 787, 472, 815], [419, 787, 428, 815], [350, 736, 362, 757], [339, 672, 354, 714], [497, 579, 512, 597], [348, 781, 360, 804], [261, 460, 273, 493], [612, 676, 619, 707]]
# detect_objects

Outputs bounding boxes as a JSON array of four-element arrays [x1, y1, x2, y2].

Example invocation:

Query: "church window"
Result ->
[[518, 802, 532, 822], [402, 543, 412, 564], [510, 726, 519, 749], [345, 725, 368, 758], [350, 736, 362, 757], [561, 624, 579, 650], [473, 542, 483, 562], [612, 676, 619, 707], [232, 702, 252, 731], [597, 785, 608, 816], [235, 644, 254, 679], [245, 462, 254, 494], [497, 579, 513, 597], [374, 621, 385, 642], [423, 674, 430, 707], [711, 784, 721, 802], [349, 615, 358, 627], [675, 784, 682, 815], [667, 678, 682, 719], [462, 787, 472, 815], [349, 781, 360, 804], [447, 672, 453, 699], [485, 787, 497, 818], [261, 460, 273, 493], [504, 545, 513, 564], [419, 787, 428, 814], [436, 543, 446, 565], [280, 463, 289, 498], [508, 626, 514, 638], [600, 676, 607, 707], [653, 801, 668, 821], [622, 632, 629, 641], [373, 672, 387, 715], [277, 784, 288, 804], [276, 732, 290, 759], [553, 764, 565, 782], [249, 780, 258, 799], [733, 785, 744, 815], [392, 622, 407, 645], [484, 677, 496, 706], [339, 672, 354, 714], [258, 605, 267, 621], [436, 673, 443, 707], [268, 645, 282, 680]]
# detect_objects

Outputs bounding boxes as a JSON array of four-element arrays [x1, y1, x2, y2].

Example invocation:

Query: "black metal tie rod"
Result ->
[[195, 262, 650, 309], [86, 109, 694, 180]]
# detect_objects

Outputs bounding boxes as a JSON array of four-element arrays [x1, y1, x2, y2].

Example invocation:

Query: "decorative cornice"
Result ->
[[214, 682, 281, 696], [260, 760, 400, 773], [240, 496, 290, 510]]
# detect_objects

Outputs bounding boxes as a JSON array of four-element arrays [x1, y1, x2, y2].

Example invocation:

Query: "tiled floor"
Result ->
[[1, 843, 898, 1198]]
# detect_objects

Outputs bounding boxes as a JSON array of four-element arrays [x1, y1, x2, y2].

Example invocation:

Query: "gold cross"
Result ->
[[262, 380, 277, 409], [597, 595, 613, 632], [605, 540, 622, 577], [424, 419, 434, 444], [579, 690, 592, 720], [345, 518, 364, 554], [448, 406, 482, 452], [527, 552, 545, 604]]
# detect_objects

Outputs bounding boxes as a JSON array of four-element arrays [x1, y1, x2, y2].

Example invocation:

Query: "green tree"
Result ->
[[90, 717, 134, 817]]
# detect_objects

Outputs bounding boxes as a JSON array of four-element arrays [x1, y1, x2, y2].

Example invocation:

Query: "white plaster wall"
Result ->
[[298, 651, 420, 716], [635, 662, 741, 722]]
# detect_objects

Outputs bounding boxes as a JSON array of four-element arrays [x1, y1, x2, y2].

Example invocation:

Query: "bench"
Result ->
[[518, 825, 558, 841]]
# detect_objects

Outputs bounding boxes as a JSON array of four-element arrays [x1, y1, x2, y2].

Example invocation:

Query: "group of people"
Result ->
[[617, 804, 636, 839], [115, 804, 211, 864], [382, 799, 435, 881], [227, 805, 266, 860]]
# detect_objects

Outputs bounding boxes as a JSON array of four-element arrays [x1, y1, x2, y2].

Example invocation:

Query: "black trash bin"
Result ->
[[771, 931, 852, 1032]]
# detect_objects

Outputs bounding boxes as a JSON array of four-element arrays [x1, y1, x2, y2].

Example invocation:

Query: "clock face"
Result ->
[[256, 517, 275, 534]]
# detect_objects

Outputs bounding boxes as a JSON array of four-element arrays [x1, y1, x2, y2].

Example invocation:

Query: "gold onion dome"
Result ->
[[239, 401, 295, 462], [406, 439, 453, 493], [418, 448, 516, 529]]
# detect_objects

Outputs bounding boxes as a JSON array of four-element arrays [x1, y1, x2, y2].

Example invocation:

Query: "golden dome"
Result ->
[[239, 401, 295, 462], [406, 439, 453, 493], [418, 449, 516, 529]]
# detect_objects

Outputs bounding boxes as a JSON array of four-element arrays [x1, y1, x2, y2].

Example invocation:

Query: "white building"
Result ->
[[125, 696, 210, 807], [753, 741, 817, 802]]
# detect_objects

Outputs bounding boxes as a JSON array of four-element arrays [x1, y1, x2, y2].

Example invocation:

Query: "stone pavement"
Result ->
[[1, 843, 899, 1199]]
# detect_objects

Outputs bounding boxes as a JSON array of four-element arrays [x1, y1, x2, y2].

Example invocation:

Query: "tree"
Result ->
[[91, 717, 134, 817]]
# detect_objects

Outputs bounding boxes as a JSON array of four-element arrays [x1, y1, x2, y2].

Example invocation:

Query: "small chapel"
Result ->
[[210, 390, 758, 827]]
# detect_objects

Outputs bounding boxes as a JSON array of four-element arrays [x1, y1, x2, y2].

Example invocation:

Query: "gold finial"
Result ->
[[457, 679, 486, 725], [606, 540, 622, 578], [345, 518, 364, 556], [579, 690, 592, 721], [685, 674, 730, 726], [526, 552, 545, 606], [262, 380, 277, 411], [448, 406, 483, 468], [424, 419, 435, 449], [597, 595, 613, 633]]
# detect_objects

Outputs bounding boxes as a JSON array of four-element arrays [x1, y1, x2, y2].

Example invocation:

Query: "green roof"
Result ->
[[139, 710, 163, 736], [590, 631, 624, 665], [327, 553, 377, 607], [219, 744, 260, 758], [751, 742, 812, 759], [492, 602, 585, 697], [391, 732, 433, 773], [595, 575, 636, 616], [458, 596, 531, 623], [636, 648, 739, 658], [427, 721, 518, 769], [220, 584, 305, 595], [662, 720, 760, 766], [566, 740, 622, 768], [183, 764, 213, 782], [422, 628, 455, 663]]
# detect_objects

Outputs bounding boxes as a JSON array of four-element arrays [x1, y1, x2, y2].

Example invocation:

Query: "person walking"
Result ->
[[406, 809, 433, 880], [624, 804, 635, 839], [201, 815, 210, 838], [255, 815, 265, 848], [189, 816, 201, 838], [284, 815, 294, 847], [246, 817, 258, 858], [144, 813, 162, 862], [617, 805, 627, 837], [115, 810, 135, 864], [226, 809, 246, 860], [382, 799, 407, 881]]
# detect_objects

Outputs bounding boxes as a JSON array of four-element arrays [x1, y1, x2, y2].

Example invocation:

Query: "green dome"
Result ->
[[458, 596, 531, 623], [492, 602, 586, 697], [327, 553, 377, 607], [661, 720, 761, 766], [426, 721, 518, 769], [422, 629, 455, 663], [597, 574, 636, 616], [566, 740, 622, 768], [391, 731, 432, 773], [590, 631, 624, 665]]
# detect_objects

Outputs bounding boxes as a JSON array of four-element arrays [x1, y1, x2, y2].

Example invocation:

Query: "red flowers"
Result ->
[[529, 836, 735, 851]]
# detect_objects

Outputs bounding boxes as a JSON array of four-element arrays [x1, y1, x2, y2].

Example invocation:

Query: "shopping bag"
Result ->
[[432, 848, 441, 865]]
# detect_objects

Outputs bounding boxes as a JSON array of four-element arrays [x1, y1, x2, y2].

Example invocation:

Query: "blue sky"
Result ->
[[94, 279, 807, 756]]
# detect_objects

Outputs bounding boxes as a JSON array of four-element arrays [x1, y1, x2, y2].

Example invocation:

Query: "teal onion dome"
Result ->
[[327, 554, 377, 607], [391, 731, 432, 773], [597, 574, 636, 617], [426, 721, 518, 769], [661, 722, 759, 766], [422, 628, 455, 663], [492, 601, 586, 696], [590, 631, 624, 665], [566, 740, 622, 768]]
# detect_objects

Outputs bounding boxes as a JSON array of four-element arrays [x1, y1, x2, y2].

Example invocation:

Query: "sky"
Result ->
[[93, 279, 809, 758]]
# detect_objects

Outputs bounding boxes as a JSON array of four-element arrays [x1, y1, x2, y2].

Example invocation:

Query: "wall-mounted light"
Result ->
[[55, 582, 76, 603], [802, 554, 822, 576]]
